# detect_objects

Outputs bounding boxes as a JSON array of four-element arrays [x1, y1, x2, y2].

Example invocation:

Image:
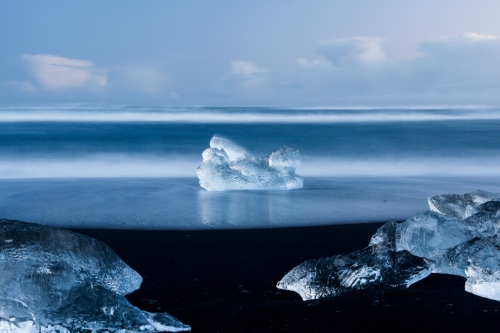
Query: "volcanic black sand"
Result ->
[[73, 223, 500, 333]]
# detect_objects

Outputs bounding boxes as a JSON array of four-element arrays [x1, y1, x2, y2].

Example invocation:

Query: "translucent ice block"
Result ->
[[0, 219, 190, 333], [197, 135, 303, 191]]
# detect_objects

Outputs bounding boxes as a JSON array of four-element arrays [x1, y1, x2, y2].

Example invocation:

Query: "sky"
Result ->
[[2, 0, 500, 107]]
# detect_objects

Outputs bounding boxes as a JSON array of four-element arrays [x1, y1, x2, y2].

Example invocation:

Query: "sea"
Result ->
[[1, 105, 500, 229]]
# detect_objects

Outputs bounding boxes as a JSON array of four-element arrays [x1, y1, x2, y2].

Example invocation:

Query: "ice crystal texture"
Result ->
[[428, 190, 500, 219], [0, 219, 190, 333], [276, 242, 431, 300], [197, 136, 303, 191], [278, 190, 500, 302]]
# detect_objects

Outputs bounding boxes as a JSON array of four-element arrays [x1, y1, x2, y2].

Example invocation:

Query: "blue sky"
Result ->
[[2, 0, 500, 106]]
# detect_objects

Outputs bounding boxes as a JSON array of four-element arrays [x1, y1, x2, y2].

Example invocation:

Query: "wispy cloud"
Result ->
[[221, 60, 269, 88], [23, 54, 107, 90], [214, 60, 271, 102], [231, 60, 267, 77], [8, 33, 500, 105], [316, 37, 387, 68], [293, 33, 500, 103]]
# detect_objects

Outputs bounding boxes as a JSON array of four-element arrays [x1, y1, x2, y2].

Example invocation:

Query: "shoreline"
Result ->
[[4, 176, 500, 230]]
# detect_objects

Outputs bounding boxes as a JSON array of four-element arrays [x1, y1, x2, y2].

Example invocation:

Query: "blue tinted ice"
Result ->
[[278, 190, 500, 303], [276, 242, 431, 300], [431, 228, 500, 301], [197, 135, 303, 191], [394, 211, 475, 260], [0, 219, 190, 333], [428, 190, 500, 219]]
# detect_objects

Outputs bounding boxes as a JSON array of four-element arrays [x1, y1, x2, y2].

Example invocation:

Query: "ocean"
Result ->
[[1, 105, 500, 229]]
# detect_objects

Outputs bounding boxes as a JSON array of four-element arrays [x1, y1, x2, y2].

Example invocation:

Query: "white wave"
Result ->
[[3, 154, 500, 178], [297, 157, 500, 177], [0, 154, 199, 178], [0, 106, 500, 123], [279, 105, 495, 110]]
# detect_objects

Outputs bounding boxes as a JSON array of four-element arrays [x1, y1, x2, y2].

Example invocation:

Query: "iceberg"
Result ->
[[197, 136, 303, 191], [278, 190, 500, 302], [0, 219, 190, 333]]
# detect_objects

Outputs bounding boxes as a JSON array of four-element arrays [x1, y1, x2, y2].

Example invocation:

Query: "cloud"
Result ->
[[218, 60, 270, 92], [293, 33, 500, 103], [296, 58, 326, 68], [230, 60, 268, 77], [400, 33, 500, 94], [223, 60, 269, 87], [9, 34, 500, 105], [316, 37, 386, 68], [428, 32, 497, 42], [417, 33, 500, 72], [208, 60, 274, 104], [23, 54, 107, 90]]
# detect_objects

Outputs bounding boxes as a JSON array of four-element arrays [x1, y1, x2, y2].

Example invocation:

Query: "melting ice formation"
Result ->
[[0, 219, 190, 333], [277, 190, 500, 302], [197, 135, 303, 191]]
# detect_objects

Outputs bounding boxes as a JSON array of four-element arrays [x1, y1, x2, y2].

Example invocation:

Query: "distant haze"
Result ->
[[2, 1, 500, 106]]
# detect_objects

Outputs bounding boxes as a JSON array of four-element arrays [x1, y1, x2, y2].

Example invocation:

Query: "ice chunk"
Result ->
[[435, 234, 500, 300], [0, 218, 142, 296], [394, 211, 475, 260], [368, 220, 398, 251], [391, 200, 500, 287], [209, 136, 248, 161], [277, 228, 431, 300], [428, 190, 500, 219], [0, 283, 190, 333], [197, 135, 303, 191], [278, 191, 500, 302], [0, 219, 190, 333], [393, 201, 500, 260], [462, 201, 500, 237]]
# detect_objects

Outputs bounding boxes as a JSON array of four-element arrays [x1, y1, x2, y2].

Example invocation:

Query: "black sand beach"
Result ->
[[73, 223, 500, 332]]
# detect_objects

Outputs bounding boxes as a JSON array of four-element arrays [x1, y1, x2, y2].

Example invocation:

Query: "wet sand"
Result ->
[[6, 176, 500, 229], [73, 223, 500, 332]]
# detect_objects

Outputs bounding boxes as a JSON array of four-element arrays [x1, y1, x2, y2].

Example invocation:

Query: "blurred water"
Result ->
[[1, 105, 500, 178], [1, 105, 500, 229]]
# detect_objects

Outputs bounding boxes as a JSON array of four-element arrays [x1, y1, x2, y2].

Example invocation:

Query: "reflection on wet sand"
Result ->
[[1, 177, 500, 229]]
